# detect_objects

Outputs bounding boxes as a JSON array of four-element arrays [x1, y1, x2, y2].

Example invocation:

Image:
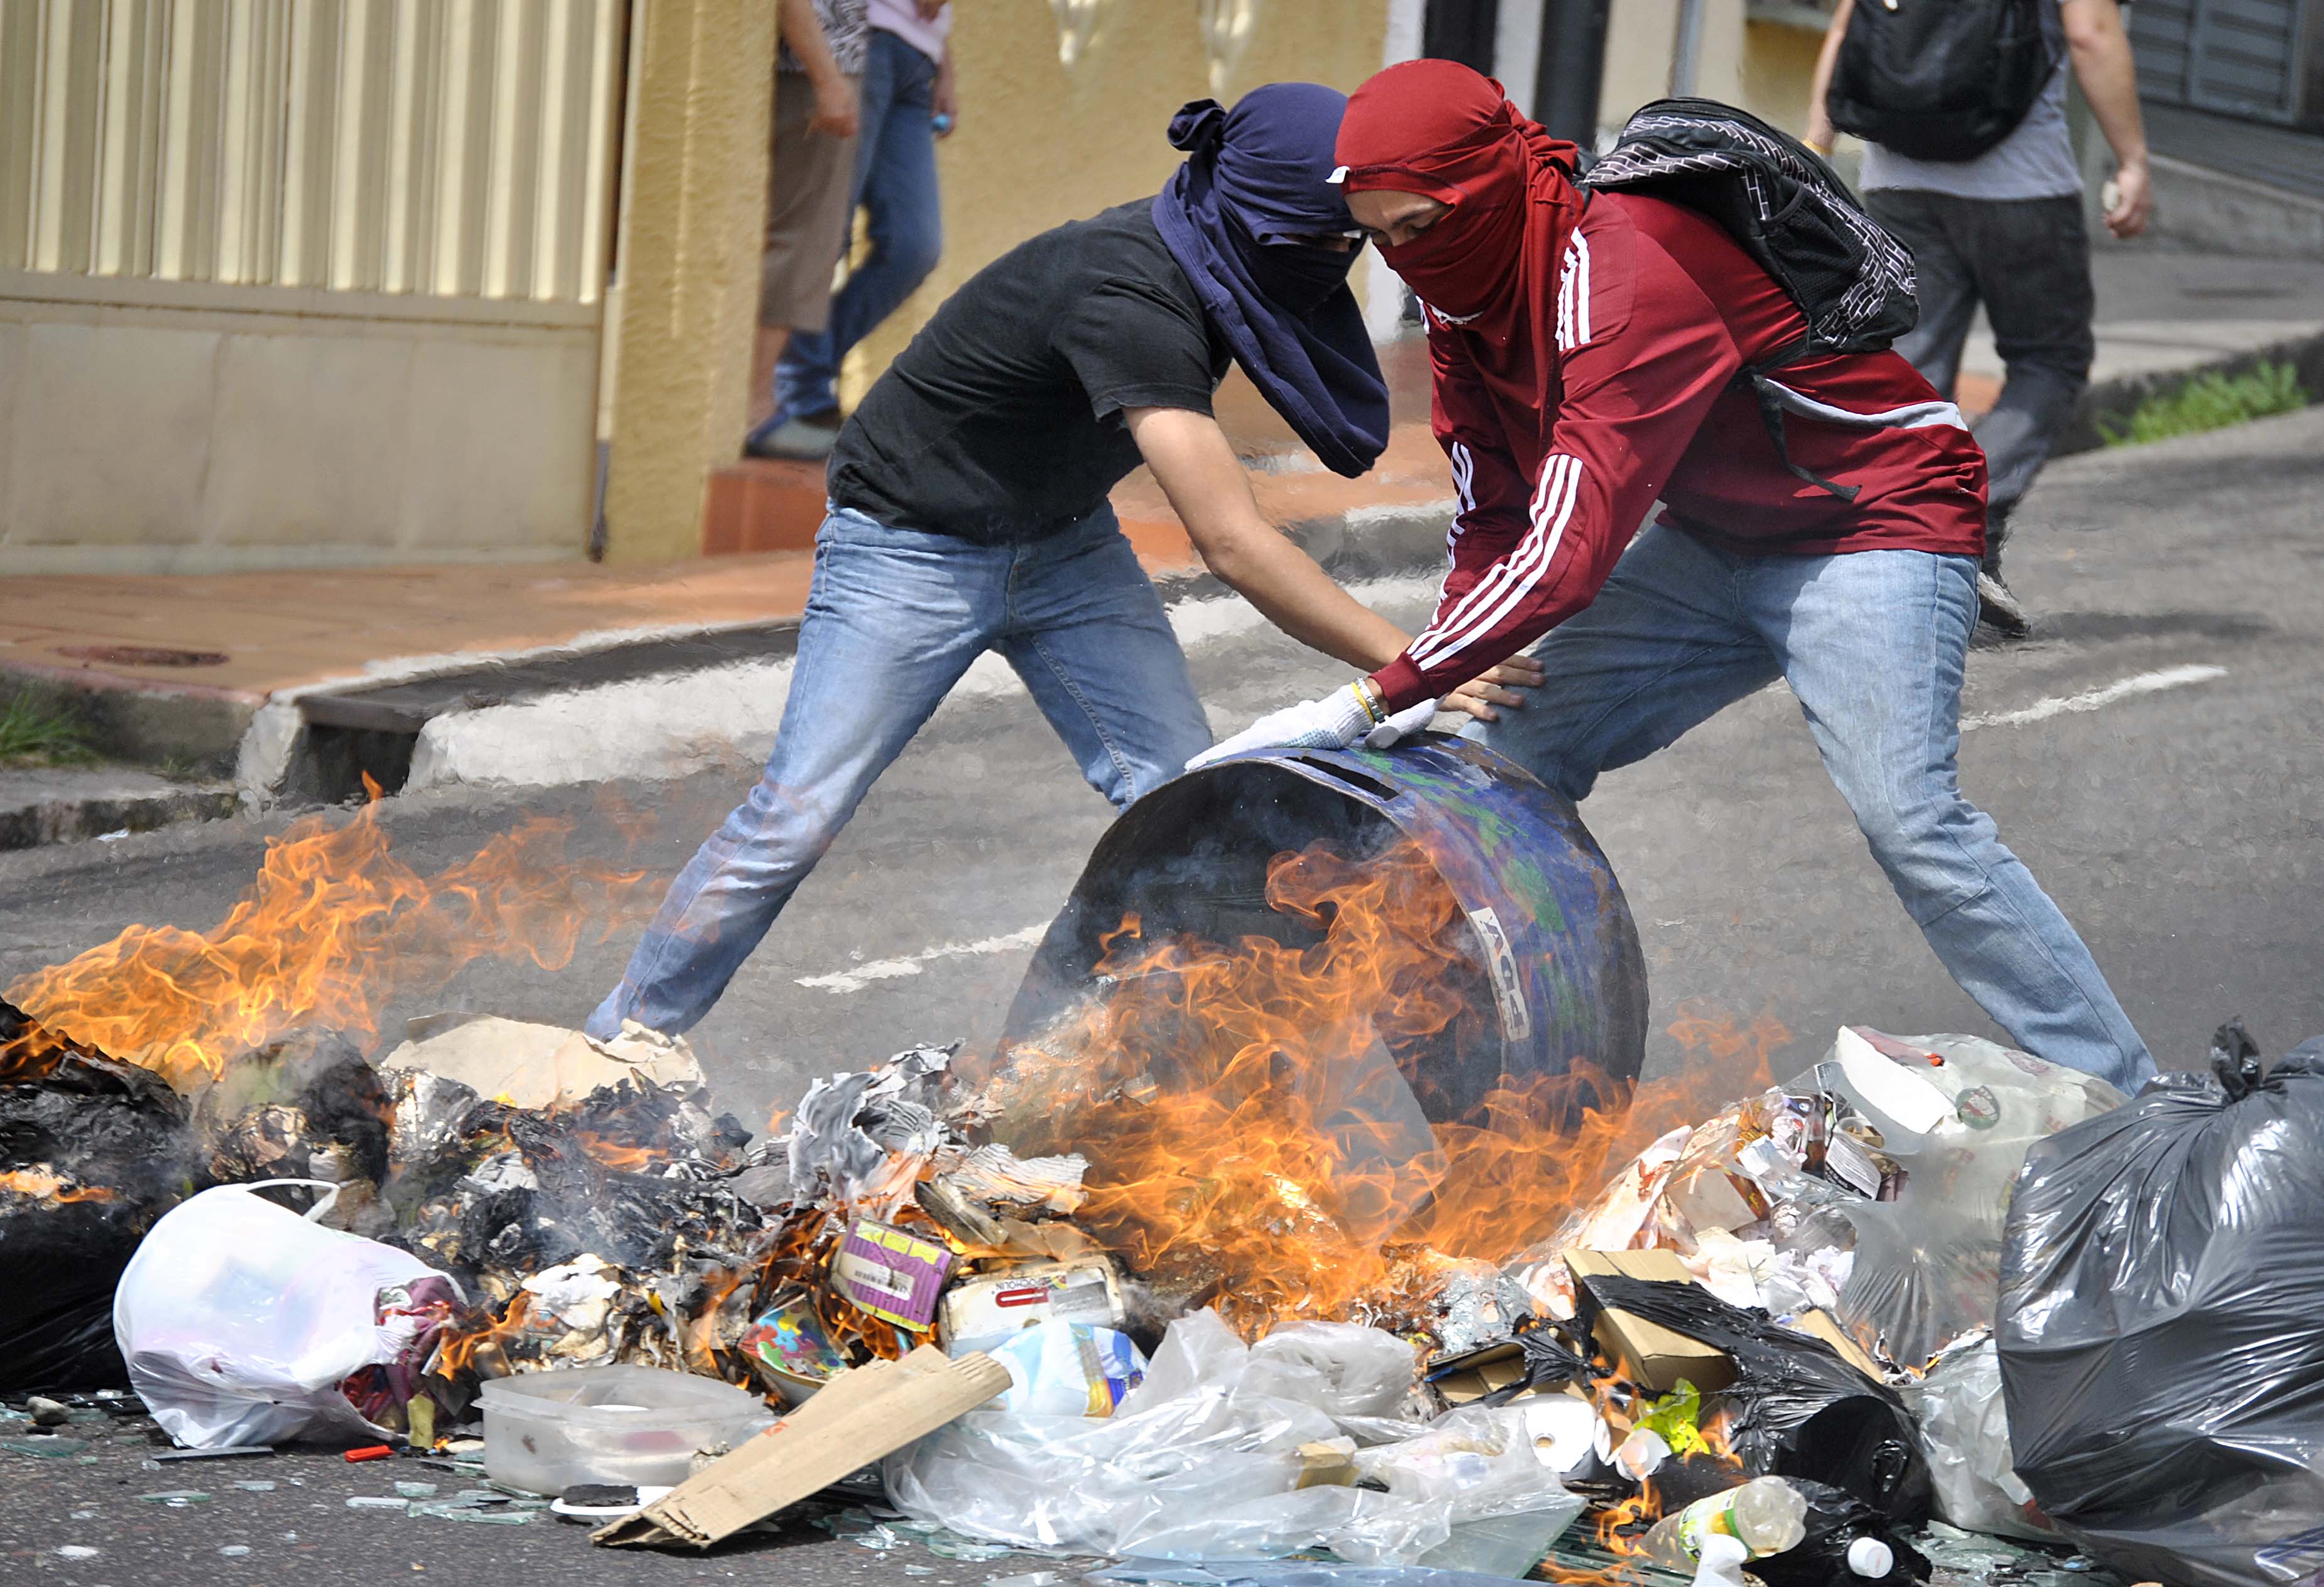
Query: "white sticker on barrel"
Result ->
[[1465, 906, 1532, 1044]]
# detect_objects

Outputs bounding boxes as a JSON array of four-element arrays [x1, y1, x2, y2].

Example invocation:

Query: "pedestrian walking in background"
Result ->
[[1809, 0, 2153, 636], [747, 0, 869, 462], [751, 0, 957, 461]]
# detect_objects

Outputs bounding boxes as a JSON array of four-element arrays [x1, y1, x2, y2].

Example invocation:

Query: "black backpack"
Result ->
[[1827, 0, 2063, 163], [1582, 98, 1919, 499]]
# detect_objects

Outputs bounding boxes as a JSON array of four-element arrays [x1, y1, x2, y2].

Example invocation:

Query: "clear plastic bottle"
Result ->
[[1641, 1477, 1810, 1570]]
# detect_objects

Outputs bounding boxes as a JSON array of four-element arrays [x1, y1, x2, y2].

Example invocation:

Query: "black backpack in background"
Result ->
[[1827, 0, 2063, 163], [1582, 99, 1918, 499]]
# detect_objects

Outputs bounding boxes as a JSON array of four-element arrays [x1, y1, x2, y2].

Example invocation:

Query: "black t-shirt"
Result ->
[[828, 201, 1230, 545]]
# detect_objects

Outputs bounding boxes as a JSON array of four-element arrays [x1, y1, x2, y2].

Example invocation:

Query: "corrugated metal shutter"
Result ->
[[0, 0, 622, 303], [2131, 0, 2307, 124]]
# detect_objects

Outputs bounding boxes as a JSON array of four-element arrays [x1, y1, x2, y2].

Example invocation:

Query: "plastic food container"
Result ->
[[479, 1365, 775, 1495]]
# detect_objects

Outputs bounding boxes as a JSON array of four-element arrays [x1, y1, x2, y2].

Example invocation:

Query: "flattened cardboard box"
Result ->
[[1563, 1248, 1737, 1396], [597, 1345, 1008, 1549], [1787, 1307, 1883, 1383]]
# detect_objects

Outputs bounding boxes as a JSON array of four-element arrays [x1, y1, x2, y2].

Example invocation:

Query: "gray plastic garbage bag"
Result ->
[[1997, 1026, 2324, 1587]]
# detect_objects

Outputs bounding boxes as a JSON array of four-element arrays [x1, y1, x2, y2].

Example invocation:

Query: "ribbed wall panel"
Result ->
[[0, 0, 622, 303]]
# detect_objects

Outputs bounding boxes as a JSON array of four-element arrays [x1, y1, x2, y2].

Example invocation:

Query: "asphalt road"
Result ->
[[1, 408, 2318, 1585], [0, 1404, 1081, 1586]]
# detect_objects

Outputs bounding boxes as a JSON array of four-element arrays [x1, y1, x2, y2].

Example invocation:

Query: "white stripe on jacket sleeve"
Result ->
[[1407, 452, 1585, 672]]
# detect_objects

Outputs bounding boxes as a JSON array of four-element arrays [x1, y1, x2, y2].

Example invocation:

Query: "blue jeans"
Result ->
[[1463, 523, 2154, 1093], [761, 29, 942, 432], [586, 504, 1211, 1039]]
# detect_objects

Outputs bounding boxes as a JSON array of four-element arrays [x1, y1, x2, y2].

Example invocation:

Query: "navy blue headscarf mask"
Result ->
[[1151, 84, 1390, 479]]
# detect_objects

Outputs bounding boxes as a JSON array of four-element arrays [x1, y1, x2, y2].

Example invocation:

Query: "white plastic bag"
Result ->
[[1246, 1321, 1420, 1425], [1813, 1032, 2124, 1363], [886, 1310, 1580, 1568], [114, 1181, 463, 1449], [1907, 1332, 2058, 1542]]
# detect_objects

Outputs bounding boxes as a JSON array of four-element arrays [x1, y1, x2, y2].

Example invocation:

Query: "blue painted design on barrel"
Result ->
[[1000, 734, 1648, 1121]]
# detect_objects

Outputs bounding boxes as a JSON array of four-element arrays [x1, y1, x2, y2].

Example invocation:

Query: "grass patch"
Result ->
[[2102, 359, 2311, 447], [0, 689, 97, 766]]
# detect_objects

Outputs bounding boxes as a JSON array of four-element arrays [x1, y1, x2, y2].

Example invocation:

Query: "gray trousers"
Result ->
[[1865, 190, 2096, 556]]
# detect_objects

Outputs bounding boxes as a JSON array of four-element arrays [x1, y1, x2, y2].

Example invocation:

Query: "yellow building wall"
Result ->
[[840, 0, 1391, 407], [600, 0, 780, 564], [1595, 1, 1831, 139], [1741, 17, 1833, 141]]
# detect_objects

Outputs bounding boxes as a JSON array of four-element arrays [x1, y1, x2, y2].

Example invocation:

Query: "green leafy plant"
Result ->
[[0, 689, 97, 766], [2102, 360, 2310, 447]]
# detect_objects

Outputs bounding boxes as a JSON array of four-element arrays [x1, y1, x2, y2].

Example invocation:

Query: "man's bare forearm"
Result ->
[[1126, 405, 1409, 672], [778, 0, 844, 89], [1805, 0, 1855, 153], [2064, 0, 2148, 169]]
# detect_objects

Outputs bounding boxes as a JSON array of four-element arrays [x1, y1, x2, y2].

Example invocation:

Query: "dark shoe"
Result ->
[[1976, 569, 2031, 637], [744, 418, 839, 462]]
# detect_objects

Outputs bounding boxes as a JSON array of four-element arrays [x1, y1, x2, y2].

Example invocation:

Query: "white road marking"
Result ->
[[1961, 663, 2228, 731], [795, 922, 1049, 995]]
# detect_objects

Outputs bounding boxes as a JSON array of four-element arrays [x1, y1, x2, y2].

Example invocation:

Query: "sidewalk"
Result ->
[[1, 246, 2314, 817]]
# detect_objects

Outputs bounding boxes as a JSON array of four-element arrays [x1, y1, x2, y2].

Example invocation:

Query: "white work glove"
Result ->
[[1186, 684, 1441, 772]]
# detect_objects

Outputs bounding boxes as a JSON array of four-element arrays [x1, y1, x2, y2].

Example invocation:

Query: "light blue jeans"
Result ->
[[586, 504, 1210, 1039], [1463, 523, 2155, 1093], [762, 28, 942, 434]]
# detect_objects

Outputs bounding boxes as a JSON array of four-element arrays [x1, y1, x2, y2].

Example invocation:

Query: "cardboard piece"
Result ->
[[1428, 1339, 1535, 1406], [938, 1259, 1125, 1345], [595, 1345, 1009, 1549], [1563, 1249, 1738, 1396], [831, 1219, 955, 1331], [1788, 1307, 1884, 1383], [1294, 1438, 1359, 1489], [377, 1014, 702, 1110]]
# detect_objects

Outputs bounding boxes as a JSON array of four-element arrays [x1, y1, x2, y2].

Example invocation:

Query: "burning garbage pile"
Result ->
[[6, 777, 2324, 1587]]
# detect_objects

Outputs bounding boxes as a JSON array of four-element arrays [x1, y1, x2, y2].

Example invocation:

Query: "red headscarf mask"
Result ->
[[1335, 60, 1585, 421]]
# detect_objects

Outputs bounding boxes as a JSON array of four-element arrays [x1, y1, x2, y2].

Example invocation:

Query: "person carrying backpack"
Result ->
[[1808, 0, 2153, 635], [1198, 61, 2153, 1093]]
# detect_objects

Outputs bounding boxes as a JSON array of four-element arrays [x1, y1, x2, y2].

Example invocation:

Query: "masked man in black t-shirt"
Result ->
[[586, 82, 1539, 1040]]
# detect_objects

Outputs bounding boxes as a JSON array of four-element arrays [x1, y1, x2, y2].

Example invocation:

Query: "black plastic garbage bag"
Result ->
[[0, 1000, 195, 1391], [1577, 1274, 1932, 1522], [1757, 1479, 1932, 1587], [1997, 1025, 2324, 1587]]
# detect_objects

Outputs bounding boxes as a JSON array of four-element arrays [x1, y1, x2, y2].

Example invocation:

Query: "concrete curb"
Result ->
[[2054, 327, 2324, 458], [265, 499, 1457, 802], [2143, 154, 2324, 261], [0, 772, 239, 853]]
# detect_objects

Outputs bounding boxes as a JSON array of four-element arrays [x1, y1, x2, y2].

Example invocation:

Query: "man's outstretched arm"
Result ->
[[1126, 404, 1540, 723]]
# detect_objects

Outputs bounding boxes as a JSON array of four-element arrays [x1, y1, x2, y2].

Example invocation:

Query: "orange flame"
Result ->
[[992, 839, 1785, 1335], [3, 799, 660, 1088], [572, 1135, 663, 1175], [0, 1167, 116, 1204], [1594, 1482, 1661, 1554], [433, 1290, 533, 1380]]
